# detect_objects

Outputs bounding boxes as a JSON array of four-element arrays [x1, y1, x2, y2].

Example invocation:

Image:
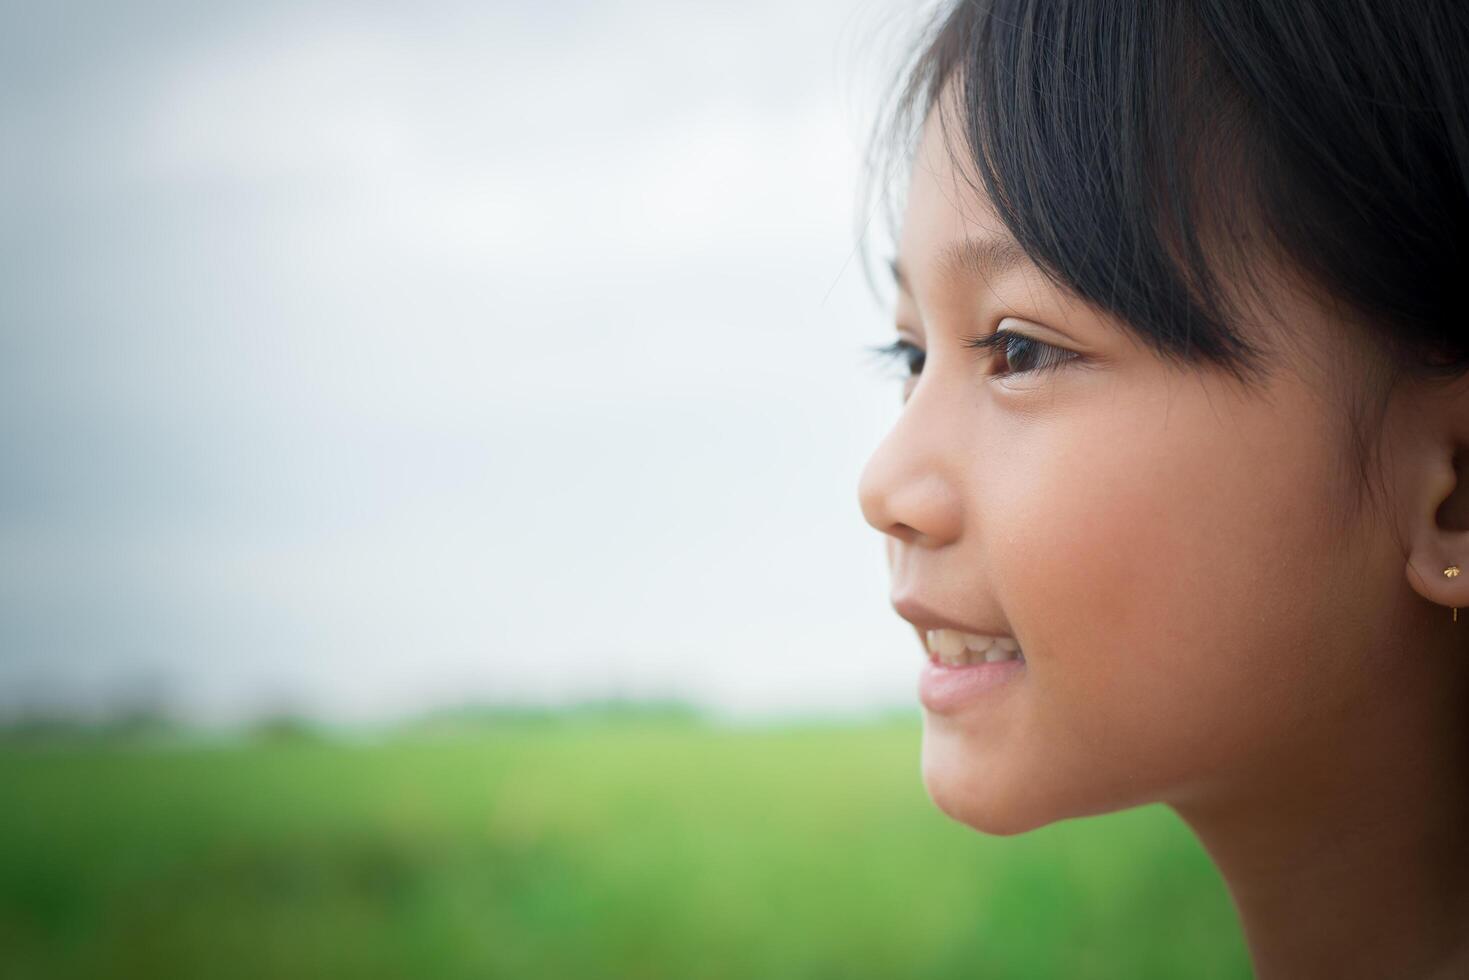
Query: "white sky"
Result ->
[[0, 0, 931, 723]]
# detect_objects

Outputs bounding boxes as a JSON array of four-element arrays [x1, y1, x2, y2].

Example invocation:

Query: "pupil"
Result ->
[[1006, 335, 1035, 372]]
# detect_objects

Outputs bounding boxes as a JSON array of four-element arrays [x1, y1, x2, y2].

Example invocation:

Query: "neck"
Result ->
[[1170, 635, 1469, 980]]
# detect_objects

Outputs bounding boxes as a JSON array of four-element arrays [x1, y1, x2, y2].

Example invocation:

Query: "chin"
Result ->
[[920, 717, 1052, 837]]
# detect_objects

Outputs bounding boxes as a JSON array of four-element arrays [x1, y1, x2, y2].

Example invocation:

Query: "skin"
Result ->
[[857, 100, 1469, 979]]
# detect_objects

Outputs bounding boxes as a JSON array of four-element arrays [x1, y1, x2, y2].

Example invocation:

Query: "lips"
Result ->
[[891, 594, 1020, 662], [890, 594, 1013, 639]]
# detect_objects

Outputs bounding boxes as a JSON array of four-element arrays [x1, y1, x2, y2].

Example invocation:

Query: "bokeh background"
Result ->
[[0, 1, 1250, 976]]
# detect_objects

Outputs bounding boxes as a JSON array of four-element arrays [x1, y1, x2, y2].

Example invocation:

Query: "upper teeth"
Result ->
[[924, 628, 1022, 666]]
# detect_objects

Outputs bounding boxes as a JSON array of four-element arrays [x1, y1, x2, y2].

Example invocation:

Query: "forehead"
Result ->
[[896, 106, 1034, 296]]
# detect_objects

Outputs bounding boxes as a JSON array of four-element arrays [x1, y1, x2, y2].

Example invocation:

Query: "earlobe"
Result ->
[[1404, 540, 1469, 621], [1402, 444, 1469, 619]]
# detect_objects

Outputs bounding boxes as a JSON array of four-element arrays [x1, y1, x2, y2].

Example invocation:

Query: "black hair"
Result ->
[[862, 0, 1469, 528]]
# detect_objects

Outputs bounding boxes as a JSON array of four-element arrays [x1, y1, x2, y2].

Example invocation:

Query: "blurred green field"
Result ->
[[0, 712, 1250, 979]]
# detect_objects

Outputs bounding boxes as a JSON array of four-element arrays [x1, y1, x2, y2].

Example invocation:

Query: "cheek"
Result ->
[[985, 377, 1353, 807]]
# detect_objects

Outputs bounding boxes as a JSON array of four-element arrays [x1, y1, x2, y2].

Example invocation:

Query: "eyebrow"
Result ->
[[889, 236, 1034, 295]]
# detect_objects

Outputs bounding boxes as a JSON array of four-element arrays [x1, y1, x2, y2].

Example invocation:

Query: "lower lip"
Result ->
[[918, 658, 1025, 713]]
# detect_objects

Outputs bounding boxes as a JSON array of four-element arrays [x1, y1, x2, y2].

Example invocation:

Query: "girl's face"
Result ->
[[858, 108, 1412, 833]]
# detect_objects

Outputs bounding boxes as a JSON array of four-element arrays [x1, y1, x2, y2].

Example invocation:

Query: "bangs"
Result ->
[[864, 0, 1469, 390]]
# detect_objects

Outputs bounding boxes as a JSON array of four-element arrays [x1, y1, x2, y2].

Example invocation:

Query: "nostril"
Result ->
[[888, 522, 922, 543]]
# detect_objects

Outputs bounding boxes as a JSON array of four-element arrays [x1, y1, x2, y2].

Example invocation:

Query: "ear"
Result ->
[[1400, 379, 1469, 616]]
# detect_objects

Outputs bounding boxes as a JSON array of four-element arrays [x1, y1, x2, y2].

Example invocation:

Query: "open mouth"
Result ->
[[924, 627, 1024, 667]]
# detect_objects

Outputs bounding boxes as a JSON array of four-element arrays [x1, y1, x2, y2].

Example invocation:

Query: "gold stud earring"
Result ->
[[1446, 565, 1461, 622]]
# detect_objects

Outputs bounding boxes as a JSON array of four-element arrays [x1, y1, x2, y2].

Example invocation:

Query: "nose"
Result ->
[[856, 388, 964, 549]]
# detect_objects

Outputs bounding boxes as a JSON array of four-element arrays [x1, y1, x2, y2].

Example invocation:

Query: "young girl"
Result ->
[[856, 2, 1469, 977]]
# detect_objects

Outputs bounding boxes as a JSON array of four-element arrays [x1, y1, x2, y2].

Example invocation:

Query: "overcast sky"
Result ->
[[0, 0, 929, 724]]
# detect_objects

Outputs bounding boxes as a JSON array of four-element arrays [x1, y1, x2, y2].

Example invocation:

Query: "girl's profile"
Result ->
[[857, 2, 1469, 977]]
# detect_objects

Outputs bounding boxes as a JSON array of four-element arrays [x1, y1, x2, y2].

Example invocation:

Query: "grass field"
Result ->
[[0, 712, 1251, 979]]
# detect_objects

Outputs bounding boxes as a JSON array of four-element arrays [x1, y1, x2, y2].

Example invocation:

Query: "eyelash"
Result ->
[[866, 329, 1077, 381]]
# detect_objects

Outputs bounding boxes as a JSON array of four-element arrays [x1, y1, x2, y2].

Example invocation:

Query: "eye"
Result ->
[[865, 338, 925, 380], [962, 328, 1078, 378]]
